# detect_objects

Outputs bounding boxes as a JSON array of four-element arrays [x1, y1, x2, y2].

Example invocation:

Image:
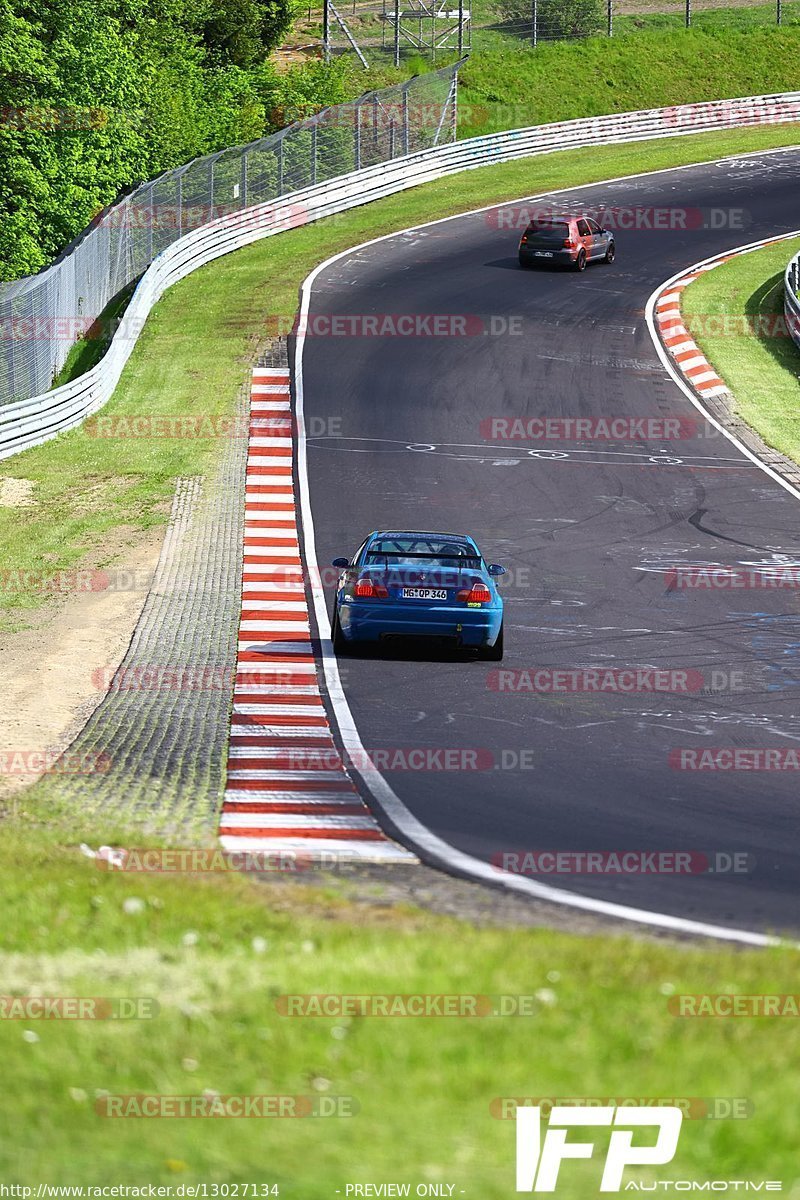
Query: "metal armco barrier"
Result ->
[[2, 90, 800, 460], [0, 63, 461, 411], [786, 251, 800, 352]]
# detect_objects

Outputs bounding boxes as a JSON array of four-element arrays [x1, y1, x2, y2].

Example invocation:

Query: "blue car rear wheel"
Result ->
[[331, 608, 349, 655], [483, 621, 504, 661]]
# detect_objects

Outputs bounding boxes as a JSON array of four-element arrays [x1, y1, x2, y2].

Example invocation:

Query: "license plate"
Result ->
[[534, 251, 553, 258], [401, 588, 447, 600]]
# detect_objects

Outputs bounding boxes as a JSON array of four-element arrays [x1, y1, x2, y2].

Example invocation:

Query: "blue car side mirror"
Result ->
[[487, 563, 506, 576], [332, 557, 350, 568]]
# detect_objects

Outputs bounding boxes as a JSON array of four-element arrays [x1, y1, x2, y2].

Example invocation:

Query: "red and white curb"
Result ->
[[653, 236, 795, 399], [218, 366, 416, 863], [654, 260, 732, 399]]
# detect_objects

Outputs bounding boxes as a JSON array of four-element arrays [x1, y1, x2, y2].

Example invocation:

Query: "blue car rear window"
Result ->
[[365, 537, 480, 563]]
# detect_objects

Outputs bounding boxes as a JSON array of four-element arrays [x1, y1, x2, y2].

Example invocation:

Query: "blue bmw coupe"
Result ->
[[330, 530, 505, 659]]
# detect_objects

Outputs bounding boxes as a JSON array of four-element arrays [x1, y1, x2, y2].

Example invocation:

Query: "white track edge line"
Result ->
[[295, 153, 800, 948], [645, 229, 800, 505]]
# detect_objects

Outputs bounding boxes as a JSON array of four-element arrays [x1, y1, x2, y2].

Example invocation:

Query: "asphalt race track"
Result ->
[[300, 146, 800, 936]]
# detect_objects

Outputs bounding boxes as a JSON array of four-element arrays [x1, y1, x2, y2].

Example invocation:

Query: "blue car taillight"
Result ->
[[456, 583, 492, 603], [354, 577, 388, 599]]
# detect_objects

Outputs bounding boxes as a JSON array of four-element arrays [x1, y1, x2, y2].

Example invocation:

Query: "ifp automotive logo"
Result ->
[[515, 1105, 683, 1192]]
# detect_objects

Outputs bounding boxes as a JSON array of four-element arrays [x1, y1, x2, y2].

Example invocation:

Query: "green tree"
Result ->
[[197, 0, 296, 68]]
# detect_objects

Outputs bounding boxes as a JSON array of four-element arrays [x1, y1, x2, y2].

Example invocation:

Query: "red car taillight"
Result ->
[[563, 238, 575, 249], [354, 578, 388, 599], [457, 582, 492, 604]]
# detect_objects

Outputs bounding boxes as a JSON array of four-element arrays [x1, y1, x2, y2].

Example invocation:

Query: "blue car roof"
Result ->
[[370, 530, 476, 544]]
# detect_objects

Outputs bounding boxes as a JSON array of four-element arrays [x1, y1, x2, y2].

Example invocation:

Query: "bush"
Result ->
[[493, 0, 605, 40]]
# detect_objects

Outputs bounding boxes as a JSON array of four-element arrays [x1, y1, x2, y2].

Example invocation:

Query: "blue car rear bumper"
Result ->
[[338, 600, 503, 647]]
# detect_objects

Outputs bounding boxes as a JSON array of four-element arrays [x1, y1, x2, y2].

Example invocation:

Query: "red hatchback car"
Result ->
[[518, 214, 616, 271]]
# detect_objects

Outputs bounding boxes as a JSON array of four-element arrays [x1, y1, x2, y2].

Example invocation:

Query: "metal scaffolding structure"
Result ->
[[383, 0, 471, 62], [322, 0, 470, 66]]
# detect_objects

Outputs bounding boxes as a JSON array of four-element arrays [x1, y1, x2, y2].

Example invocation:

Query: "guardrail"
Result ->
[[2, 90, 800, 460], [0, 63, 461, 412], [786, 251, 800, 353]]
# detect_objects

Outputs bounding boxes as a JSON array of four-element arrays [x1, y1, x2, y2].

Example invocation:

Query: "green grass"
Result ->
[[287, 12, 800, 141], [456, 23, 800, 135], [0, 820, 798, 1188], [51, 283, 138, 390], [3, 95, 800, 1194], [331, 6, 800, 139], [2, 122, 800, 632], [615, 3, 800, 32], [682, 236, 800, 460]]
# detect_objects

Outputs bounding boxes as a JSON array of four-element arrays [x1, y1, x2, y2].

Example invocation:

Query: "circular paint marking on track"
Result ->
[[294, 148, 800, 947]]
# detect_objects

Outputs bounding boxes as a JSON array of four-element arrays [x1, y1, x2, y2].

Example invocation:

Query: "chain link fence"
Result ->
[[0, 63, 460, 408], [321, 0, 800, 62]]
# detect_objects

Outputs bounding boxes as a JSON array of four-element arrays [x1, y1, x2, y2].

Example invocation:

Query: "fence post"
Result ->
[[403, 88, 410, 155], [147, 182, 155, 263], [458, 0, 464, 56], [240, 151, 248, 208], [6, 328, 15, 404], [177, 173, 183, 238], [531, 0, 537, 45], [277, 139, 284, 195], [354, 99, 363, 169], [323, 0, 330, 62], [389, 118, 395, 159], [209, 158, 215, 220], [777, 0, 782, 23], [607, 0, 613, 36], [685, 0, 691, 25], [394, 0, 400, 66], [311, 124, 318, 186]]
